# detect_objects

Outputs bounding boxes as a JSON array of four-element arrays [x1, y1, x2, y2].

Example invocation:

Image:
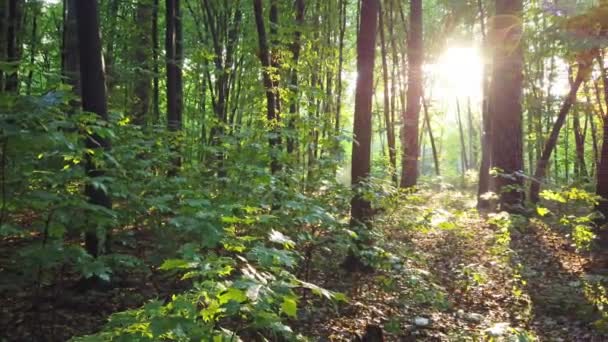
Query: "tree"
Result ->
[[4, 0, 23, 92], [529, 58, 590, 203], [400, 0, 422, 188], [61, 0, 80, 97], [132, 0, 153, 126], [350, 0, 378, 226], [253, 0, 281, 174], [166, 0, 183, 133], [75, 0, 112, 258], [488, 0, 524, 210]]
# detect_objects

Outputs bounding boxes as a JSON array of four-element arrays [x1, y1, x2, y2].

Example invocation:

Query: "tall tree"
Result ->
[[166, 0, 182, 132], [400, 0, 422, 188], [596, 52, 608, 221], [253, 0, 281, 174], [75, 0, 112, 258], [529, 59, 589, 203], [488, 0, 525, 210], [5, 0, 23, 92], [350, 0, 378, 226], [133, 0, 153, 126], [477, 0, 492, 208], [61, 0, 80, 97], [379, 3, 396, 183], [287, 0, 305, 155]]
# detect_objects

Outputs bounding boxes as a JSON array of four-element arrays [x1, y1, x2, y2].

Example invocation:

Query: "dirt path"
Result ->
[[311, 192, 607, 341]]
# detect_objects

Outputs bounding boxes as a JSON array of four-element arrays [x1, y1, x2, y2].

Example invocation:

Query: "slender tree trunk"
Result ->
[[529, 65, 586, 203], [288, 0, 305, 155], [400, 0, 422, 188], [467, 97, 476, 169], [166, 0, 182, 174], [26, 2, 38, 95], [133, 0, 153, 126], [104, 0, 119, 90], [61, 0, 79, 98], [5, 0, 23, 92], [166, 0, 182, 132], [335, 0, 347, 134], [152, 0, 160, 122], [477, 0, 492, 208], [595, 52, 608, 222], [0, 0, 6, 89], [253, 0, 281, 174], [75, 0, 112, 258], [422, 97, 439, 176], [456, 99, 469, 172], [379, 4, 396, 183], [351, 0, 378, 226], [573, 110, 587, 178], [489, 0, 525, 210]]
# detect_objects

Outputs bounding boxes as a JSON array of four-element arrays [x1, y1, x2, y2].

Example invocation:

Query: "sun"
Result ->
[[428, 46, 484, 101]]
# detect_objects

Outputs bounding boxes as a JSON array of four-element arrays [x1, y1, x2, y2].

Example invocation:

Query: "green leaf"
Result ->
[[159, 259, 194, 271], [280, 296, 297, 317], [536, 207, 551, 217]]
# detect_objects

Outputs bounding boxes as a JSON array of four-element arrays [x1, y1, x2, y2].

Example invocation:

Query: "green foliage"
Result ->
[[538, 188, 599, 251]]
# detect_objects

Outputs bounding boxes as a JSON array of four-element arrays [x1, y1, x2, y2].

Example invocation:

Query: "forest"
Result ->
[[1, 0, 608, 340]]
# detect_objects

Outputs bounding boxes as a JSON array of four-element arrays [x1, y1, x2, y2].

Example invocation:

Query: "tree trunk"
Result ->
[[5, 0, 23, 92], [456, 99, 469, 173], [399, 0, 422, 188], [489, 0, 525, 210], [75, 0, 112, 258], [287, 0, 305, 155], [477, 0, 492, 209], [379, 4, 396, 183], [596, 52, 608, 221], [133, 0, 153, 126], [529, 65, 586, 203], [422, 97, 439, 176], [152, 0, 160, 122], [166, 0, 182, 132], [25, 2, 39, 95], [350, 0, 378, 226], [335, 0, 347, 134], [61, 0, 80, 98], [253, 0, 281, 174]]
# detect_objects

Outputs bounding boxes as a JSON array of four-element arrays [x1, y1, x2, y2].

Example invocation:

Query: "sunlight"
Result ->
[[428, 46, 484, 101]]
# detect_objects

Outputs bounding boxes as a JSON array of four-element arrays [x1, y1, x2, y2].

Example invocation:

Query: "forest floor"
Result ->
[[303, 190, 608, 341], [2, 190, 608, 341]]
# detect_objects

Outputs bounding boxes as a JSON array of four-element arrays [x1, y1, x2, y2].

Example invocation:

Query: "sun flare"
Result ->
[[428, 47, 484, 101]]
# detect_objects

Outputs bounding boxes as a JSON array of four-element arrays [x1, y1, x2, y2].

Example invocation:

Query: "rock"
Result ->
[[464, 312, 484, 323], [413, 317, 431, 327], [486, 322, 510, 337]]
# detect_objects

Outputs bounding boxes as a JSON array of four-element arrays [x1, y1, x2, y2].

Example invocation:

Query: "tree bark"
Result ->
[[287, 0, 305, 155], [253, 0, 281, 174], [61, 0, 79, 98], [379, 4, 396, 183], [350, 0, 378, 226], [477, 0, 492, 209], [422, 97, 439, 176], [166, 0, 182, 132], [5, 0, 23, 92], [133, 0, 153, 126], [595, 52, 608, 221], [75, 0, 112, 258], [399, 0, 422, 188], [456, 99, 469, 173], [152, 0, 160, 122], [489, 0, 525, 210]]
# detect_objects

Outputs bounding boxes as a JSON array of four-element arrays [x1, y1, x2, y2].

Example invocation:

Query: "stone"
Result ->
[[413, 317, 431, 327]]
